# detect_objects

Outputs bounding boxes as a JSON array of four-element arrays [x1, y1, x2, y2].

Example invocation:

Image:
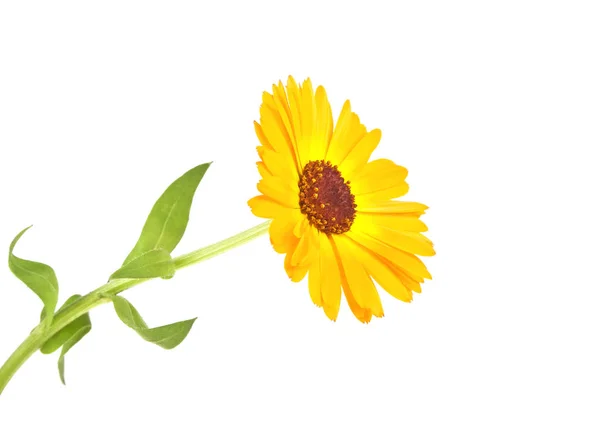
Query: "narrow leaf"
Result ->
[[110, 248, 175, 280], [58, 322, 91, 385], [122, 163, 211, 265], [8, 226, 59, 327], [112, 296, 196, 350], [137, 320, 197, 349], [40, 295, 85, 354], [37, 294, 91, 384], [112, 295, 148, 330]]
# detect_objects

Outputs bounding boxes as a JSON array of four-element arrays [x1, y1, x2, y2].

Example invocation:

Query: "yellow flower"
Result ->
[[248, 76, 435, 322]]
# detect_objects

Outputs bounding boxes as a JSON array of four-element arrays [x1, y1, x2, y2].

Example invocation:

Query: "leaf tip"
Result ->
[[199, 161, 213, 172], [58, 357, 66, 385], [9, 225, 34, 252]]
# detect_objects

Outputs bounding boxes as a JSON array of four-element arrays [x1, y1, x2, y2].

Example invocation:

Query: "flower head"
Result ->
[[248, 76, 435, 322]]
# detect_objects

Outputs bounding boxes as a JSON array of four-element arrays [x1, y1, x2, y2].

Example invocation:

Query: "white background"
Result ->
[[1, 1, 599, 435]]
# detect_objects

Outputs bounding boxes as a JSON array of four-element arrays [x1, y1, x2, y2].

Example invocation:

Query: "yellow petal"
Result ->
[[353, 159, 409, 203], [310, 85, 333, 160], [257, 144, 294, 180], [331, 235, 384, 322], [256, 161, 271, 179], [284, 250, 309, 282], [259, 93, 300, 176], [257, 174, 299, 209], [346, 235, 413, 302], [357, 200, 429, 216], [308, 231, 323, 307], [296, 78, 315, 167], [283, 218, 316, 283], [270, 83, 295, 147], [338, 128, 382, 178], [342, 282, 373, 323], [332, 235, 384, 313], [272, 82, 302, 168], [325, 101, 367, 165], [319, 233, 342, 321], [286, 76, 305, 168], [291, 222, 314, 267], [355, 212, 428, 232], [352, 219, 429, 291], [254, 121, 273, 148], [347, 229, 432, 280], [293, 216, 309, 238], [354, 218, 435, 256], [269, 209, 302, 254], [248, 195, 289, 219], [391, 265, 423, 294]]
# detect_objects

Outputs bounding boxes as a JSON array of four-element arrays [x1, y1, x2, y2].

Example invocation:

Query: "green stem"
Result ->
[[0, 220, 270, 395]]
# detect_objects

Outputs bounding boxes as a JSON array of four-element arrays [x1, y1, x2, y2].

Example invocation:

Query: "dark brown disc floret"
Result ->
[[298, 160, 357, 234]]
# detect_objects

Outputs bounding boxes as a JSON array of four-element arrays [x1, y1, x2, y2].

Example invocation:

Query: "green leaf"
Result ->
[[58, 320, 91, 385], [38, 294, 91, 385], [122, 163, 211, 266], [8, 226, 59, 327], [112, 296, 196, 350], [40, 295, 85, 354], [110, 248, 175, 280]]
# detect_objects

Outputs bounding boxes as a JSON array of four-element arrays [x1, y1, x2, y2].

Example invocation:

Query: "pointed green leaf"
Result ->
[[112, 295, 148, 330], [8, 226, 59, 327], [40, 295, 86, 354], [58, 321, 91, 385], [122, 163, 211, 265], [40, 293, 81, 322], [110, 248, 175, 280], [38, 294, 91, 384], [112, 296, 196, 350], [136, 320, 196, 349]]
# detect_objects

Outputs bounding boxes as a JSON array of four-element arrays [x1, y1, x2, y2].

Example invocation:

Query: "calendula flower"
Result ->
[[248, 76, 435, 322]]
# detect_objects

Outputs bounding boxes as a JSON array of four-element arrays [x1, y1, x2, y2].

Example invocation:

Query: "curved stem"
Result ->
[[0, 220, 270, 395], [174, 220, 272, 269], [0, 332, 44, 394]]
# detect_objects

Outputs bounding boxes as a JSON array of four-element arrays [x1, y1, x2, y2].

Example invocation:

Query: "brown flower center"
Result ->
[[298, 160, 357, 234]]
